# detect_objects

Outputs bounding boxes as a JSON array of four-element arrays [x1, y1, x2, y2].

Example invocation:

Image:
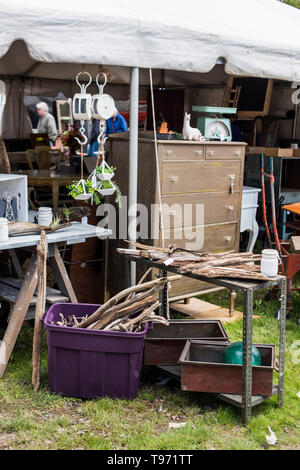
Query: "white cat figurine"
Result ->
[[182, 112, 204, 141]]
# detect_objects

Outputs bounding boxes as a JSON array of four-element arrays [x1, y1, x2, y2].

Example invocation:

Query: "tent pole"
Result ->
[[128, 67, 139, 286]]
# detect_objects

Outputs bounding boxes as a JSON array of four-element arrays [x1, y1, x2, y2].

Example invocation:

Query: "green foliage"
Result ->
[[62, 205, 73, 222], [280, 0, 300, 8], [96, 165, 116, 175], [66, 180, 101, 206]]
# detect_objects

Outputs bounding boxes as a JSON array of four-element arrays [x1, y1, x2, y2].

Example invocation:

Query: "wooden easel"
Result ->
[[0, 241, 77, 378]]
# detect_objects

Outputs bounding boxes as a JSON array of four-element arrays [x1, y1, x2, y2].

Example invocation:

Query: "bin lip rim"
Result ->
[[43, 302, 150, 337]]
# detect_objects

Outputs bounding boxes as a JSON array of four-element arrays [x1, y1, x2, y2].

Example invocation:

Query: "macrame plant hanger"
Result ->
[[88, 72, 116, 196], [72, 70, 92, 201]]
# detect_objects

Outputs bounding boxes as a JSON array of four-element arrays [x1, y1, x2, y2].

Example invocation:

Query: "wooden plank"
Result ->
[[8, 250, 24, 278], [0, 281, 37, 306], [171, 297, 222, 314], [246, 146, 267, 155], [32, 231, 47, 391], [0, 254, 38, 378], [264, 148, 294, 157], [0, 277, 69, 303]]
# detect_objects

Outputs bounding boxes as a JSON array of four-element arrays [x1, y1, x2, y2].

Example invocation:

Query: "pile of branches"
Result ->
[[117, 241, 272, 281], [55, 277, 169, 332]]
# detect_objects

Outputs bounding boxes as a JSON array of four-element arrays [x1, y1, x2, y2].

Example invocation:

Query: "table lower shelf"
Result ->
[[157, 365, 278, 409]]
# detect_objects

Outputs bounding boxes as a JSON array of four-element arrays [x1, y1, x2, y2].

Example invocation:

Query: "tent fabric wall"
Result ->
[[0, 0, 299, 82], [2, 78, 32, 139]]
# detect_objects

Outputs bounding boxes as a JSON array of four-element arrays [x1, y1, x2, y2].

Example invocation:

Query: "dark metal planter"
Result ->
[[144, 320, 228, 366]]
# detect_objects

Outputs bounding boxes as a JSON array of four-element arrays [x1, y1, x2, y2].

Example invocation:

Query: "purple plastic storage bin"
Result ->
[[43, 303, 150, 400]]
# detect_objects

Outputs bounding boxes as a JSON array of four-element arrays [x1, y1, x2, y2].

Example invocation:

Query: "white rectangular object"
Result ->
[[0, 174, 28, 222]]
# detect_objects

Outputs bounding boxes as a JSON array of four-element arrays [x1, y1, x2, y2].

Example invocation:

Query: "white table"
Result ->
[[0, 222, 111, 377], [240, 186, 261, 252]]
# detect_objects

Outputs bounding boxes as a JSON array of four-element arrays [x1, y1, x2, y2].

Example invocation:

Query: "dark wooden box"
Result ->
[[144, 320, 228, 366], [179, 340, 275, 397]]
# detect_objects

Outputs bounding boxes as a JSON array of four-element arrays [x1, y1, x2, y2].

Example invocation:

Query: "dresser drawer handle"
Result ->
[[225, 236, 232, 242], [166, 150, 173, 156], [227, 205, 235, 211], [235, 150, 242, 156], [195, 150, 203, 156], [209, 150, 215, 156], [229, 174, 236, 194], [171, 176, 178, 182]]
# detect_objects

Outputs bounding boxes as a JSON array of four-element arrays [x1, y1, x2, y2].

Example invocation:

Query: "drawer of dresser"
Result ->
[[159, 222, 238, 253], [161, 161, 241, 194], [206, 145, 244, 160], [160, 193, 241, 229], [159, 144, 205, 161]]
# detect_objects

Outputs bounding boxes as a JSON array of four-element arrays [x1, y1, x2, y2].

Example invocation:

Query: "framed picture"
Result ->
[[56, 100, 73, 134]]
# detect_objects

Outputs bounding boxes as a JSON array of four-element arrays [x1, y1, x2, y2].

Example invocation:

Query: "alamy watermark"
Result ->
[[94, 196, 205, 250]]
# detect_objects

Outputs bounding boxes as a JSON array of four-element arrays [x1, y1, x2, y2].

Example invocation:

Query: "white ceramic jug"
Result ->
[[260, 249, 280, 277], [38, 207, 53, 227]]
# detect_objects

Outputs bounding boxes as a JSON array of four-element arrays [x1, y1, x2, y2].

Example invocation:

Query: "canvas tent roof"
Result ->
[[0, 0, 299, 82]]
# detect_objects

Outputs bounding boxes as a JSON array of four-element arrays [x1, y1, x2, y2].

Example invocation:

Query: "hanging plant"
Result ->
[[96, 162, 116, 181], [67, 180, 101, 205], [98, 179, 116, 196]]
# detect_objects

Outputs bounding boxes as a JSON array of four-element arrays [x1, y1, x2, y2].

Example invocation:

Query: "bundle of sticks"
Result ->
[[54, 277, 170, 332], [117, 241, 273, 281]]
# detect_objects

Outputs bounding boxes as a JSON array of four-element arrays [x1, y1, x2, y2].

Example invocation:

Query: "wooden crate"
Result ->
[[264, 148, 294, 157], [144, 320, 229, 366], [179, 340, 275, 396]]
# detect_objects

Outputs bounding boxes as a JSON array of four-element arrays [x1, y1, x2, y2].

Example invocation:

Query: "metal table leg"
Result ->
[[279, 276, 287, 407], [242, 288, 254, 425], [125, 258, 131, 289], [159, 268, 169, 318]]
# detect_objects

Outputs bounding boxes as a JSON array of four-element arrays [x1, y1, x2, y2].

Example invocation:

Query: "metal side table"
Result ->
[[124, 255, 287, 426]]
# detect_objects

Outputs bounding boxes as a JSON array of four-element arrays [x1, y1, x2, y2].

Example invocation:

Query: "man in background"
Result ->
[[36, 102, 58, 146], [106, 108, 128, 135]]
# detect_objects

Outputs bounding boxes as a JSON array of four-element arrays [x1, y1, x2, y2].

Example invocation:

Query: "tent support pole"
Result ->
[[128, 67, 139, 286]]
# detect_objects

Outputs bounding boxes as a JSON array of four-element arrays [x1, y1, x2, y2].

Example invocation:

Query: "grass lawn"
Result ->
[[0, 285, 299, 450]]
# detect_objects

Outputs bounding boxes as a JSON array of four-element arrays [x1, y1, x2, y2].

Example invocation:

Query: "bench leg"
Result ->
[[0, 254, 38, 378], [48, 245, 77, 303]]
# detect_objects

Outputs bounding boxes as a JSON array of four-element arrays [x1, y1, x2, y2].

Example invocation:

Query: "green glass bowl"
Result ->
[[221, 341, 261, 366]]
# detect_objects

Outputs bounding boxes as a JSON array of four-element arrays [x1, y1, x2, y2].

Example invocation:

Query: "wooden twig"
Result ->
[[191, 265, 271, 281], [73, 277, 168, 329], [32, 231, 47, 391], [85, 284, 163, 330], [89, 296, 157, 330], [125, 267, 153, 301]]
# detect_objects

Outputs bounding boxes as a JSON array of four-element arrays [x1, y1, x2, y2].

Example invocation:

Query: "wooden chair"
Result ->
[[26, 149, 36, 170], [0, 138, 11, 173], [35, 146, 63, 170], [35, 146, 52, 169]]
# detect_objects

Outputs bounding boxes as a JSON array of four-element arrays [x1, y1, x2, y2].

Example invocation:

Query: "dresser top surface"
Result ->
[[109, 134, 247, 146]]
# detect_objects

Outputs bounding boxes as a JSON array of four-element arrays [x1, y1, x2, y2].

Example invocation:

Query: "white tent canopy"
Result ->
[[0, 0, 299, 82]]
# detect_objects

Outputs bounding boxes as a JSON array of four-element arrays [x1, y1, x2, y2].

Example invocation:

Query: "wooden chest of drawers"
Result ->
[[107, 135, 246, 300]]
